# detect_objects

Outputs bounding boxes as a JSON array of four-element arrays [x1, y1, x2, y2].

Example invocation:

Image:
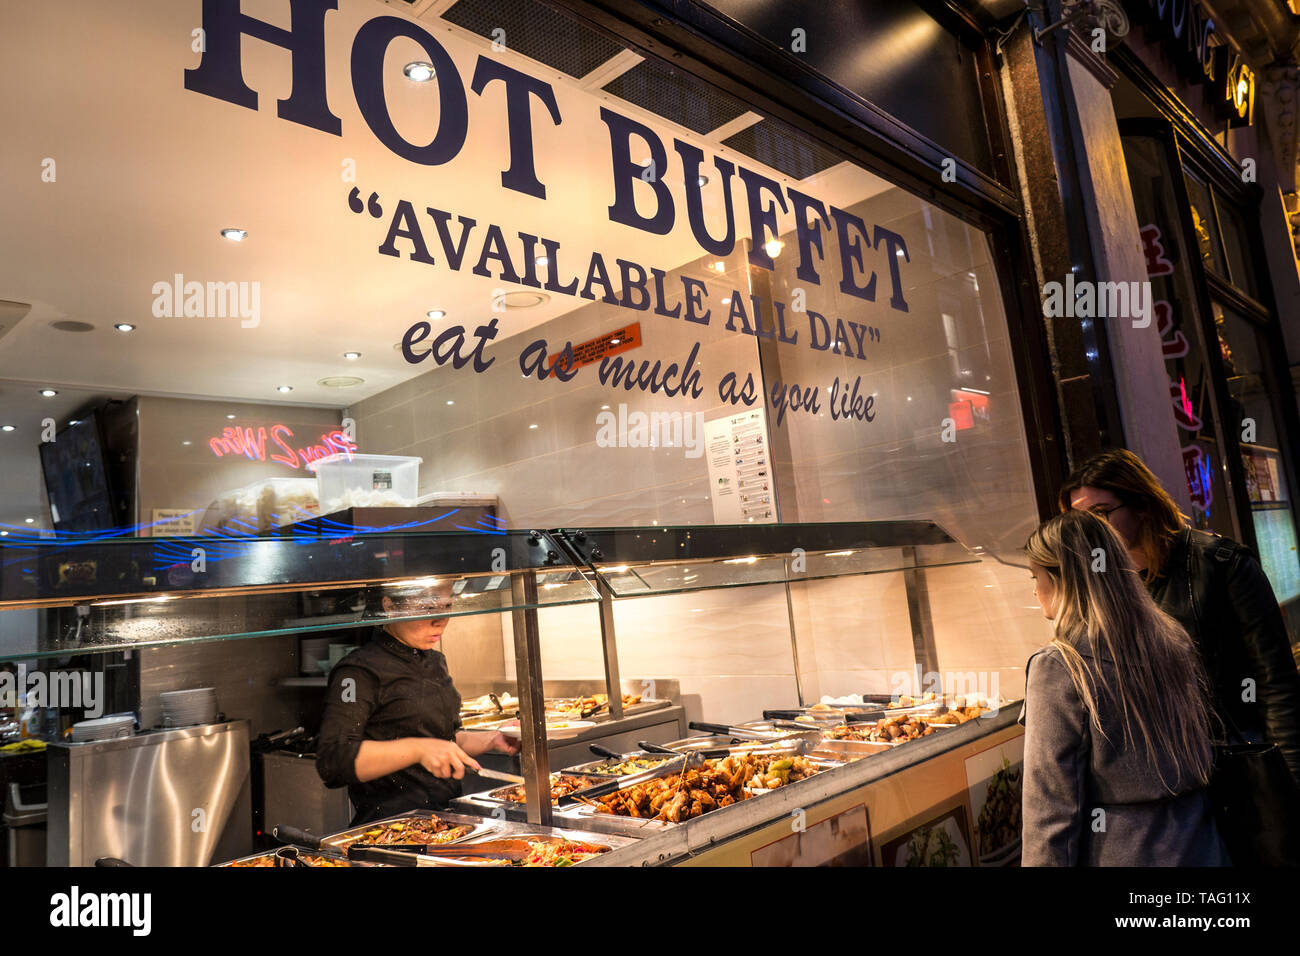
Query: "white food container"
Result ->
[[312, 453, 423, 514]]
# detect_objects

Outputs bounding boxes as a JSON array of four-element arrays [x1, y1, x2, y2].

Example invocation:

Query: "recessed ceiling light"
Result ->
[[276, 385, 293, 393], [39, 388, 57, 397], [601, 405, 610, 411], [24, 518, 34, 524], [764, 239, 784, 258], [0, 531, 7, 536], [721, 297, 731, 305], [220, 228, 248, 242], [498, 291, 550, 309], [611, 339, 620, 345], [426, 309, 445, 320], [49, 320, 95, 333], [343, 351, 362, 360], [528, 424, 538, 429], [0, 425, 14, 432], [404, 61, 435, 81], [115, 323, 135, 332], [67, 419, 79, 426], [698, 174, 709, 187], [535, 255, 549, 267], [713, 261, 726, 272], [446, 400, 454, 406], [182, 440, 192, 446]]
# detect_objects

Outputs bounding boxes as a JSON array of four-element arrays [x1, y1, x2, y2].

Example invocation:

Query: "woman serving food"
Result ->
[[315, 581, 520, 825]]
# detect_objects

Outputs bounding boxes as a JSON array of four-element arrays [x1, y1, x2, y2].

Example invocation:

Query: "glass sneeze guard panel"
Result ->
[[0, 530, 596, 661], [556, 521, 979, 597]]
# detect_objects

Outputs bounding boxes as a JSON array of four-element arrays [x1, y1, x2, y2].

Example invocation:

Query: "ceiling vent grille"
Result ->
[[441, 0, 622, 78], [722, 119, 841, 180], [601, 57, 749, 136]]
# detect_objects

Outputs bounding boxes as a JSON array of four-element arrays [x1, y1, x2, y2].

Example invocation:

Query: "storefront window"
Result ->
[[1213, 201, 1261, 301], [1182, 172, 1226, 277], [0, 0, 1040, 867], [1213, 302, 1300, 603], [1121, 134, 1235, 537]]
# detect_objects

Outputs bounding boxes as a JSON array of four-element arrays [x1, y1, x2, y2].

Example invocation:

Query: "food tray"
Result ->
[[411, 822, 642, 866], [732, 720, 811, 737], [658, 734, 743, 752], [482, 774, 607, 806], [216, 848, 376, 867], [320, 809, 499, 850], [561, 752, 681, 777], [810, 739, 897, 758]]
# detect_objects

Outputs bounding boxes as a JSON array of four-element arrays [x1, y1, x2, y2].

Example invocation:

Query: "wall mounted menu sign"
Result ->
[[703, 410, 774, 524]]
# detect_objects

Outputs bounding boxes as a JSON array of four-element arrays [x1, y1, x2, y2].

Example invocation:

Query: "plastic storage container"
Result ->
[[313, 453, 422, 514], [200, 477, 319, 534]]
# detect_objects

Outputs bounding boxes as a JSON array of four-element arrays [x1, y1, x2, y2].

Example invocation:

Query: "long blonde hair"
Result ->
[[1026, 510, 1213, 791]]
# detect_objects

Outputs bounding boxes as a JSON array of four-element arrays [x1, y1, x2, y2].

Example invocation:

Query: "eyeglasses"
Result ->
[[1086, 503, 1127, 519]]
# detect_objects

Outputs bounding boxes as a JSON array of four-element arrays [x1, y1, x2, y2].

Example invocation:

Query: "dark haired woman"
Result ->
[[315, 585, 520, 825], [1062, 448, 1300, 788], [1022, 510, 1228, 865]]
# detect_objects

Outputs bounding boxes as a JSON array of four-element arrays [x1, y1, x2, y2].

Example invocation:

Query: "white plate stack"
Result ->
[[71, 715, 135, 742], [160, 687, 219, 728]]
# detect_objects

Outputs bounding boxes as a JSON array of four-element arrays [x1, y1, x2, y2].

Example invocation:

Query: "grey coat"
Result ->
[[1019, 641, 1230, 866]]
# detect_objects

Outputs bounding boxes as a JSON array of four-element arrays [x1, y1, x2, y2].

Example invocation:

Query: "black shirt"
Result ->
[[315, 628, 463, 825]]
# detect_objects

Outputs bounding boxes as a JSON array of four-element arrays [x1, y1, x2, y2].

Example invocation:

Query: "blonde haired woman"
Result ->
[[1021, 509, 1229, 865]]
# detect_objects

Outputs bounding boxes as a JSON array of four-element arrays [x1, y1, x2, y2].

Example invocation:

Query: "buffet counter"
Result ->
[[230, 704, 1023, 867]]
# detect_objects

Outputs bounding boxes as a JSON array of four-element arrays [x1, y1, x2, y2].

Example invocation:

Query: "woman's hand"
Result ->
[[412, 738, 479, 779], [456, 728, 521, 756]]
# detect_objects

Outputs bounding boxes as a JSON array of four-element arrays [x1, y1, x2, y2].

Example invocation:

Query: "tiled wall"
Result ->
[[347, 185, 1052, 716]]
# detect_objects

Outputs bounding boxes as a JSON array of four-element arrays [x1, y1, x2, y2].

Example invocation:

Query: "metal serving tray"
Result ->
[[810, 739, 898, 758], [320, 809, 500, 850], [545, 697, 670, 720], [561, 752, 681, 777], [216, 848, 378, 867], [406, 820, 643, 866], [480, 775, 605, 811], [658, 734, 743, 752]]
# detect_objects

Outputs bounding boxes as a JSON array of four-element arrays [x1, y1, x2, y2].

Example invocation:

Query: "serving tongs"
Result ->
[[271, 823, 325, 850], [688, 721, 824, 755]]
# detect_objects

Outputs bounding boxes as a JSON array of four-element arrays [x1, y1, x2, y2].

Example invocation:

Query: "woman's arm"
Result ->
[[316, 665, 379, 789], [456, 730, 521, 757], [355, 738, 479, 781], [1021, 648, 1088, 866], [1225, 550, 1300, 786], [316, 665, 479, 785]]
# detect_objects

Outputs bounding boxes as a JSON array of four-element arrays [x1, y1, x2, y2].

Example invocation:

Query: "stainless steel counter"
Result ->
[[47, 719, 252, 866]]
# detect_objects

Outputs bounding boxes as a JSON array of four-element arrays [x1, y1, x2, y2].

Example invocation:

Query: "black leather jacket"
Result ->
[[1149, 529, 1300, 786]]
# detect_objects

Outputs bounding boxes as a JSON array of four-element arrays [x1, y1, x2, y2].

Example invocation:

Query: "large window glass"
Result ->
[[1213, 302, 1300, 603], [1, 0, 1042, 733], [1121, 134, 1235, 537]]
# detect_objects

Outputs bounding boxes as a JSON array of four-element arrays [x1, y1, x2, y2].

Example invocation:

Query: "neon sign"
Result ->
[[208, 424, 356, 471]]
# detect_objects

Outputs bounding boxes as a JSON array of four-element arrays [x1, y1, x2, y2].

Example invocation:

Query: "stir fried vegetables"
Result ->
[[343, 818, 474, 847], [587, 755, 674, 776]]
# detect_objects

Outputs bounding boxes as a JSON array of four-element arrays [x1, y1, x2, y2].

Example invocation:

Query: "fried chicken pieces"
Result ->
[[593, 754, 825, 823]]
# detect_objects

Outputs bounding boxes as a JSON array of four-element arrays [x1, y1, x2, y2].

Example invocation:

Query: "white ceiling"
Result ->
[[0, 0, 890, 529]]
